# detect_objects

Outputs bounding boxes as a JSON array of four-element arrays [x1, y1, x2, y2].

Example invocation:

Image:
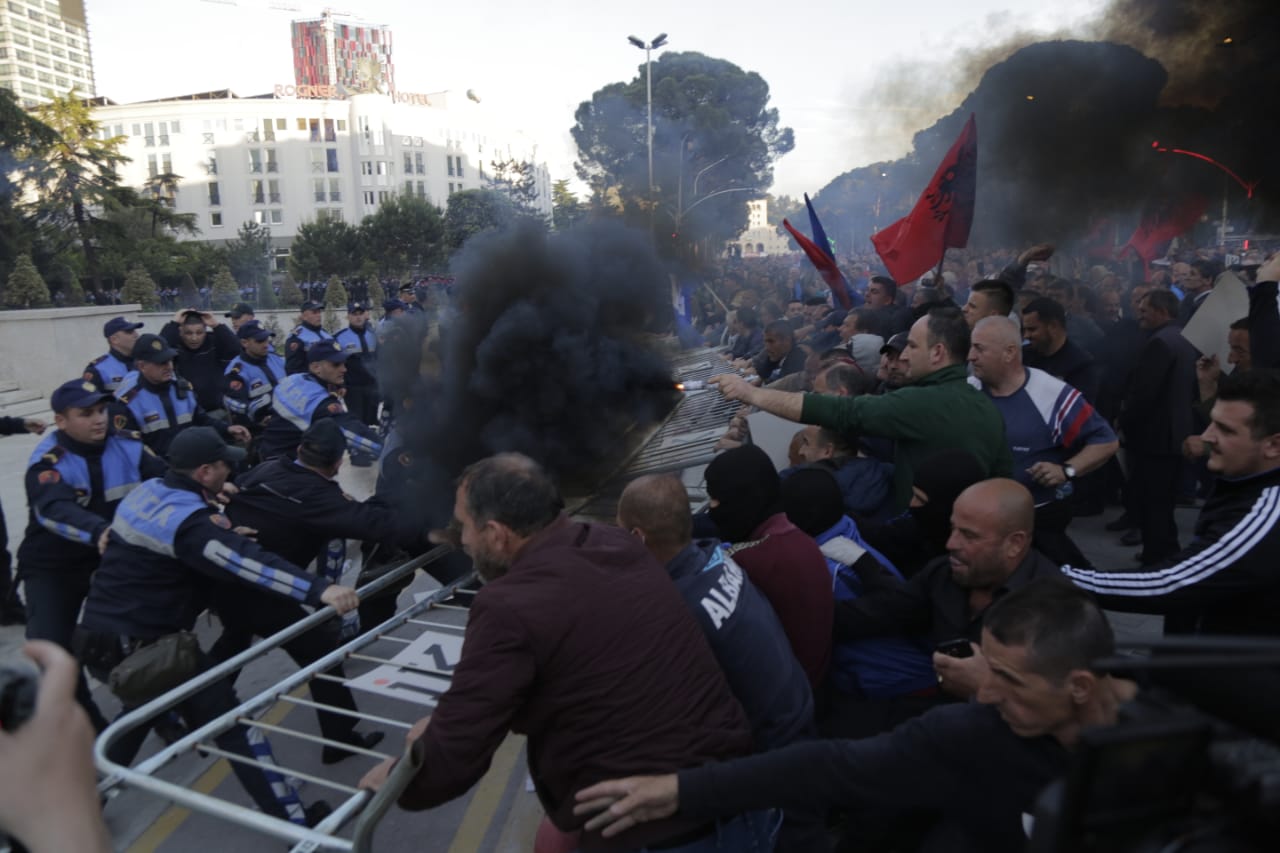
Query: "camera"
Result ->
[[0, 665, 37, 732]]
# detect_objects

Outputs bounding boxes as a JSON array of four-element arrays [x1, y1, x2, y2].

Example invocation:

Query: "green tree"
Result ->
[[121, 265, 159, 310], [359, 195, 444, 275], [178, 272, 199, 308], [443, 189, 516, 253], [279, 272, 303, 308], [210, 267, 239, 310], [323, 274, 348, 332], [571, 52, 794, 252], [257, 273, 279, 308], [1, 90, 59, 285], [226, 221, 273, 290], [63, 266, 85, 306], [3, 254, 52, 308], [289, 217, 362, 280], [17, 91, 130, 295], [488, 157, 542, 216], [551, 179, 587, 231]]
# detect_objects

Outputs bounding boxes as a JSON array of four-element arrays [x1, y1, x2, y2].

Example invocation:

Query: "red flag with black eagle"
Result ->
[[871, 114, 977, 283], [1118, 195, 1209, 269]]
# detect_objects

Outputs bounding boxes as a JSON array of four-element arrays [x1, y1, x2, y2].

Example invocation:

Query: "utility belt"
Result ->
[[74, 627, 203, 706]]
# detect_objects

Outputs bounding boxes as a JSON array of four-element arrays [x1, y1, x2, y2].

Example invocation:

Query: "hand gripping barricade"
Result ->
[[94, 546, 476, 853]]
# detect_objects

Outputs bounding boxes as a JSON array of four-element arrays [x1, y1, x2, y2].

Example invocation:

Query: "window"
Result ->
[[324, 118, 335, 142], [378, 190, 390, 203], [262, 119, 275, 142], [416, 180, 426, 199], [147, 154, 158, 178], [170, 120, 181, 134], [250, 179, 265, 204], [248, 149, 262, 173], [233, 118, 244, 131], [202, 132, 215, 145], [269, 209, 283, 224], [455, 156, 463, 178], [447, 155, 455, 177], [268, 179, 281, 203], [328, 178, 341, 202], [277, 118, 287, 130], [376, 161, 388, 176], [309, 118, 320, 142], [404, 180, 413, 195], [313, 178, 326, 203], [448, 182, 456, 195], [415, 152, 425, 174], [252, 210, 267, 224], [326, 148, 339, 172], [265, 149, 278, 172], [161, 153, 172, 174], [336, 119, 346, 131], [361, 161, 373, 176], [363, 190, 375, 205], [208, 182, 221, 206], [403, 152, 412, 174], [310, 148, 325, 172], [131, 122, 141, 136], [297, 118, 307, 131], [143, 122, 154, 146]]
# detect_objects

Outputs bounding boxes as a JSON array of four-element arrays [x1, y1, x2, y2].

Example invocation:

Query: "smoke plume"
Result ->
[[378, 219, 676, 522]]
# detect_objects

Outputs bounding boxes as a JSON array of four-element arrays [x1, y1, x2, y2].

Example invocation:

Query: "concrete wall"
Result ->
[[0, 305, 144, 397]]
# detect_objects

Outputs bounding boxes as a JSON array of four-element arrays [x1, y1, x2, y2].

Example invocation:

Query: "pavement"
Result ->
[[0, 423, 1189, 851]]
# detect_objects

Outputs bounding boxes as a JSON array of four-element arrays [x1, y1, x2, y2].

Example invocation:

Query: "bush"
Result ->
[[279, 273, 303, 308], [323, 274, 348, 333], [120, 265, 160, 310], [210, 267, 239, 310], [3, 255, 52, 309]]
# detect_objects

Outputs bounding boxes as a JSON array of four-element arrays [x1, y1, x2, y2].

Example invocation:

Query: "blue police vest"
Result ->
[[225, 353, 286, 420], [115, 372, 198, 437], [291, 325, 332, 348], [88, 351, 132, 392], [334, 326, 376, 356], [28, 432, 146, 544], [111, 478, 210, 557], [272, 373, 333, 431]]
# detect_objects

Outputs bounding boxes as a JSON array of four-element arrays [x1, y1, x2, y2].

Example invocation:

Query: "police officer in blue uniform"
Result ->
[[18, 379, 166, 729], [83, 315, 144, 392], [284, 300, 334, 374], [333, 301, 379, 426], [75, 427, 360, 826], [258, 340, 382, 462], [223, 320, 286, 432], [1, 414, 46, 625], [114, 333, 251, 457]]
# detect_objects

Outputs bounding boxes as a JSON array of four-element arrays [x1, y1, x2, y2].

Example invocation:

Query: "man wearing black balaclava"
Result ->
[[704, 445, 833, 689]]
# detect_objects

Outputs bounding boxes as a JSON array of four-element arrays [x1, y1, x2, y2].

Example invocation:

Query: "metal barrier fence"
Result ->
[[94, 547, 476, 853]]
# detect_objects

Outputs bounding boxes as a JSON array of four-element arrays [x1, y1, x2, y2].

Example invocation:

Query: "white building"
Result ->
[[728, 199, 793, 257], [89, 88, 553, 270], [0, 0, 95, 107]]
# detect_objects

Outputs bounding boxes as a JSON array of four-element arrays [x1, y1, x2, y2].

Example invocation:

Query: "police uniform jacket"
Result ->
[[160, 321, 240, 412], [113, 371, 228, 457], [333, 325, 377, 387], [223, 352, 287, 428], [17, 428, 166, 575], [257, 373, 382, 461], [79, 471, 333, 640], [83, 349, 135, 393], [228, 457, 427, 570], [284, 322, 334, 375]]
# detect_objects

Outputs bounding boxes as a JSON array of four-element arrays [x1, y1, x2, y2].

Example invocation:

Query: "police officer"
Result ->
[[258, 340, 382, 462], [284, 300, 333, 374], [216, 419, 427, 759], [17, 379, 166, 729], [1, 414, 46, 625], [84, 315, 144, 392], [224, 301, 256, 332], [76, 427, 359, 825], [223, 320, 286, 432], [333, 301, 378, 426], [114, 333, 251, 457]]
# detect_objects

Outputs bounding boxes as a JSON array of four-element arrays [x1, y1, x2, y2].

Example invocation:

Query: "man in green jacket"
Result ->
[[713, 307, 1011, 511]]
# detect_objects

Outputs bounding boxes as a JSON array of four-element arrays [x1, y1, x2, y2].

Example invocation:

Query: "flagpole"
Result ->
[[933, 249, 946, 286]]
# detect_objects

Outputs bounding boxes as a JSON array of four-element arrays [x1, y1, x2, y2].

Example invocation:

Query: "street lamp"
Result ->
[[627, 32, 668, 197]]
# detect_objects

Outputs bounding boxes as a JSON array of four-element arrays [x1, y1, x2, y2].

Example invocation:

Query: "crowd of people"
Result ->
[[2, 239, 1280, 852]]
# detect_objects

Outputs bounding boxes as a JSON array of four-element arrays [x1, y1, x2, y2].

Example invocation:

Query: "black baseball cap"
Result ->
[[225, 302, 255, 319], [50, 379, 110, 413], [103, 316, 144, 337], [297, 418, 346, 466], [168, 426, 246, 469], [132, 333, 178, 363], [300, 300, 324, 312], [236, 320, 274, 341], [347, 301, 368, 313], [382, 298, 407, 312], [306, 340, 349, 364], [881, 332, 909, 355]]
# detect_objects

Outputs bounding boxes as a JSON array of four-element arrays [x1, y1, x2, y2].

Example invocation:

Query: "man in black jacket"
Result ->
[[576, 580, 1134, 853], [160, 308, 241, 417], [1118, 289, 1198, 564]]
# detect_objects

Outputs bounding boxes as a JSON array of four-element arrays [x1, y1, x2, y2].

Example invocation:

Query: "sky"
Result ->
[[86, 0, 1109, 199]]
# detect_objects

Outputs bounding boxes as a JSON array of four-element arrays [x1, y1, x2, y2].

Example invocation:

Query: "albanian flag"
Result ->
[[782, 194, 858, 309], [872, 114, 978, 283], [1119, 195, 1209, 267]]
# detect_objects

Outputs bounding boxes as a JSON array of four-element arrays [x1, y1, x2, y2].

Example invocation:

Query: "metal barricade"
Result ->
[[94, 546, 476, 853]]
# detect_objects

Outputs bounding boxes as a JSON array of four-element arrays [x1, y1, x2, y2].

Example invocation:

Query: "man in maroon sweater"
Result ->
[[360, 453, 760, 851], [705, 445, 835, 689]]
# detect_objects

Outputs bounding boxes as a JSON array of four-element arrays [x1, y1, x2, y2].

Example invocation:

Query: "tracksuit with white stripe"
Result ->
[[1062, 466, 1280, 635]]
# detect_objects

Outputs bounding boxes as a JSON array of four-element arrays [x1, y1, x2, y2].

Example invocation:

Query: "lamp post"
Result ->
[[627, 33, 668, 199]]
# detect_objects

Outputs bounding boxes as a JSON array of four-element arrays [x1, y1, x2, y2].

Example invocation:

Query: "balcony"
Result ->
[[314, 191, 327, 203], [266, 162, 278, 173], [328, 191, 342, 202], [202, 133, 215, 145], [269, 192, 281, 203]]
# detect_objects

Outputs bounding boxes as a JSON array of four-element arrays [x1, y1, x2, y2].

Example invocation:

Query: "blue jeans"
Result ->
[[638, 810, 780, 853]]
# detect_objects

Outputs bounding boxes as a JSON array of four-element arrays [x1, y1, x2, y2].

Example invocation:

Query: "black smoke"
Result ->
[[377, 219, 677, 522]]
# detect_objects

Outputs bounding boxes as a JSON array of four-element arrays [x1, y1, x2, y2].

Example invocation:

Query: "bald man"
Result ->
[[833, 479, 1062, 705], [967, 317, 1117, 567], [617, 475, 813, 752]]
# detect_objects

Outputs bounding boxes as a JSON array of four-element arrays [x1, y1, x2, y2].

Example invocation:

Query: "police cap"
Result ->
[[50, 379, 110, 413], [225, 302, 255, 319], [306, 340, 350, 364], [168, 426, 247, 469], [300, 300, 324, 312], [132, 333, 179, 363], [103, 316, 144, 338], [236, 320, 274, 341]]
